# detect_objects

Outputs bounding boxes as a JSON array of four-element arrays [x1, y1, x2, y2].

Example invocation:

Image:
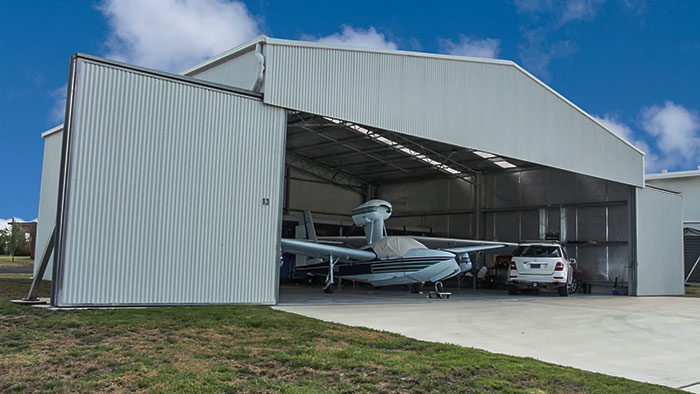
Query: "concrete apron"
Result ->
[[275, 296, 700, 391]]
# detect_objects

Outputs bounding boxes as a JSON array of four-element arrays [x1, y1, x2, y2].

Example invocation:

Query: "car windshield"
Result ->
[[513, 245, 561, 258]]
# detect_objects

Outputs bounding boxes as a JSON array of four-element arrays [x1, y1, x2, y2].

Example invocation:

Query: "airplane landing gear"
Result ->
[[428, 281, 452, 299], [323, 255, 339, 294], [410, 282, 424, 294]]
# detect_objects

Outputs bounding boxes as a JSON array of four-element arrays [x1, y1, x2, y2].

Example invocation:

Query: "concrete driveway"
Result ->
[[275, 294, 700, 391]]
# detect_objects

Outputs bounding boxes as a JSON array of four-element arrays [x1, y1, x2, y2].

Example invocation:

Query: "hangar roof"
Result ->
[[646, 169, 700, 180], [189, 35, 643, 188]]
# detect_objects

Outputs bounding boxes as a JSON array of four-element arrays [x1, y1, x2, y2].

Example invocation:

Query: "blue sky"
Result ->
[[1, 0, 699, 222]]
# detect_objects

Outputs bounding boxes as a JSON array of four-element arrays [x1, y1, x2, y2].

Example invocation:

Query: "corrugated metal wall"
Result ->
[[34, 128, 63, 280], [53, 57, 286, 306], [284, 167, 363, 218], [188, 46, 264, 92], [261, 41, 644, 187], [379, 168, 632, 283], [635, 187, 684, 296], [645, 176, 700, 230]]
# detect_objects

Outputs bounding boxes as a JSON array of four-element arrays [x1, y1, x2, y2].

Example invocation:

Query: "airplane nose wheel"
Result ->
[[323, 284, 334, 294], [428, 281, 451, 299]]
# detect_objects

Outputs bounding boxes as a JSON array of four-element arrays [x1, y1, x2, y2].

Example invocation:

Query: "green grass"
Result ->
[[0, 278, 678, 393], [0, 255, 33, 268]]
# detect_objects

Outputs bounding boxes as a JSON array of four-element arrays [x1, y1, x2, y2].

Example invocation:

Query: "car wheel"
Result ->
[[567, 278, 579, 294], [508, 286, 518, 295], [558, 286, 569, 297]]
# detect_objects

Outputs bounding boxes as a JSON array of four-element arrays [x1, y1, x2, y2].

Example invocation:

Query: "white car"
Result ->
[[507, 242, 576, 296]]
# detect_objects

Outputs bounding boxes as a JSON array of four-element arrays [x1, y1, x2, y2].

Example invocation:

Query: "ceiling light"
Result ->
[[494, 160, 516, 169], [474, 151, 496, 159]]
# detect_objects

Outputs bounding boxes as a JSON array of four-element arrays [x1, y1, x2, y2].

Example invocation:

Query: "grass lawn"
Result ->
[[0, 278, 678, 393], [0, 255, 33, 268], [686, 284, 700, 297]]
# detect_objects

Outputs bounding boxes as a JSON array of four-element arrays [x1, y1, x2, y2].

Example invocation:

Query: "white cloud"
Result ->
[[439, 35, 501, 59], [518, 28, 576, 80], [621, 0, 649, 15], [0, 218, 31, 231], [559, 0, 604, 24], [515, 0, 604, 25], [311, 25, 397, 51], [48, 84, 67, 125], [100, 0, 259, 73], [514, 0, 552, 13], [593, 114, 636, 141], [594, 105, 700, 173], [592, 114, 664, 171], [641, 101, 700, 166]]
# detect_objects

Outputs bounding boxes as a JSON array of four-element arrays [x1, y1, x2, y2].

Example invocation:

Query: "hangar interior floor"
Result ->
[[277, 284, 603, 305]]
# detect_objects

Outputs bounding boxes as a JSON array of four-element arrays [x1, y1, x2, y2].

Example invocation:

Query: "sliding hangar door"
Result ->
[[50, 55, 286, 307]]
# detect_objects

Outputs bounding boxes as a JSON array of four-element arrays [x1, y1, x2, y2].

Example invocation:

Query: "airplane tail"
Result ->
[[296, 210, 317, 242], [351, 199, 392, 246], [293, 211, 318, 267]]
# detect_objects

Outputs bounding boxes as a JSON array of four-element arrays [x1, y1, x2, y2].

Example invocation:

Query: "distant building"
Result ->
[[646, 168, 700, 283], [17, 221, 37, 259]]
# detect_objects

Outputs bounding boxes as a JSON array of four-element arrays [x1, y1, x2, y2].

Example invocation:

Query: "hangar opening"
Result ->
[[279, 112, 635, 301]]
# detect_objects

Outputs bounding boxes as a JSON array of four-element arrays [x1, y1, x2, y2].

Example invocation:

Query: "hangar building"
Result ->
[[34, 36, 684, 307]]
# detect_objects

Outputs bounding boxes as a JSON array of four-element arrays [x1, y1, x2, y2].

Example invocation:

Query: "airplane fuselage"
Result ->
[[295, 249, 461, 287]]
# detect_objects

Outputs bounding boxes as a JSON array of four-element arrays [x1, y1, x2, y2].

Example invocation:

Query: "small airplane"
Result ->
[[281, 199, 514, 294]]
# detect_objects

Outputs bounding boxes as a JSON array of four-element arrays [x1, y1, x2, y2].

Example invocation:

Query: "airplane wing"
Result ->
[[281, 238, 376, 261], [410, 236, 518, 250], [317, 236, 367, 248], [443, 244, 511, 255], [318, 235, 518, 250]]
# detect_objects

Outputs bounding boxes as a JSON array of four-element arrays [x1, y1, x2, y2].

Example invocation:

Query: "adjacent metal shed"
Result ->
[[34, 125, 63, 281], [35, 36, 685, 306], [646, 170, 700, 283]]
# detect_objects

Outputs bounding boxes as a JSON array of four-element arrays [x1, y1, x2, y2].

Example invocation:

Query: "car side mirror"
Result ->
[[569, 258, 576, 265]]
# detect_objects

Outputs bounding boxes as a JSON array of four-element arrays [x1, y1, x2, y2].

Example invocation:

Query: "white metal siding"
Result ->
[[34, 129, 63, 280], [635, 187, 684, 296], [188, 47, 263, 92], [54, 58, 286, 306], [262, 43, 644, 187], [645, 176, 700, 230]]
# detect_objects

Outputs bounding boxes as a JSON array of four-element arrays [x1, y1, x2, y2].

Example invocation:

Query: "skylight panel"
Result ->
[[323, 116, 463, 176], [494, 160, 516, 169], [473, 151, 496, 159]]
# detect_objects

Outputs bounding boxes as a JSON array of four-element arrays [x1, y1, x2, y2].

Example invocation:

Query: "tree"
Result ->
[[0, 218, 28, 263]]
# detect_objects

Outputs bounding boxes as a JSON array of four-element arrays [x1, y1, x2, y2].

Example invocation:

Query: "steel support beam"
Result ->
[[291, 121, 413, 174], [17, 228, 54, 303], [389, 200, 629, 218], [286, 152, 369, 196]]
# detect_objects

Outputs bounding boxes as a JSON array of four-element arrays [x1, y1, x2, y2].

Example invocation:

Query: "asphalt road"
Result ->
[[276, 288, 700, 392], [0, 266, 33, 274]]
